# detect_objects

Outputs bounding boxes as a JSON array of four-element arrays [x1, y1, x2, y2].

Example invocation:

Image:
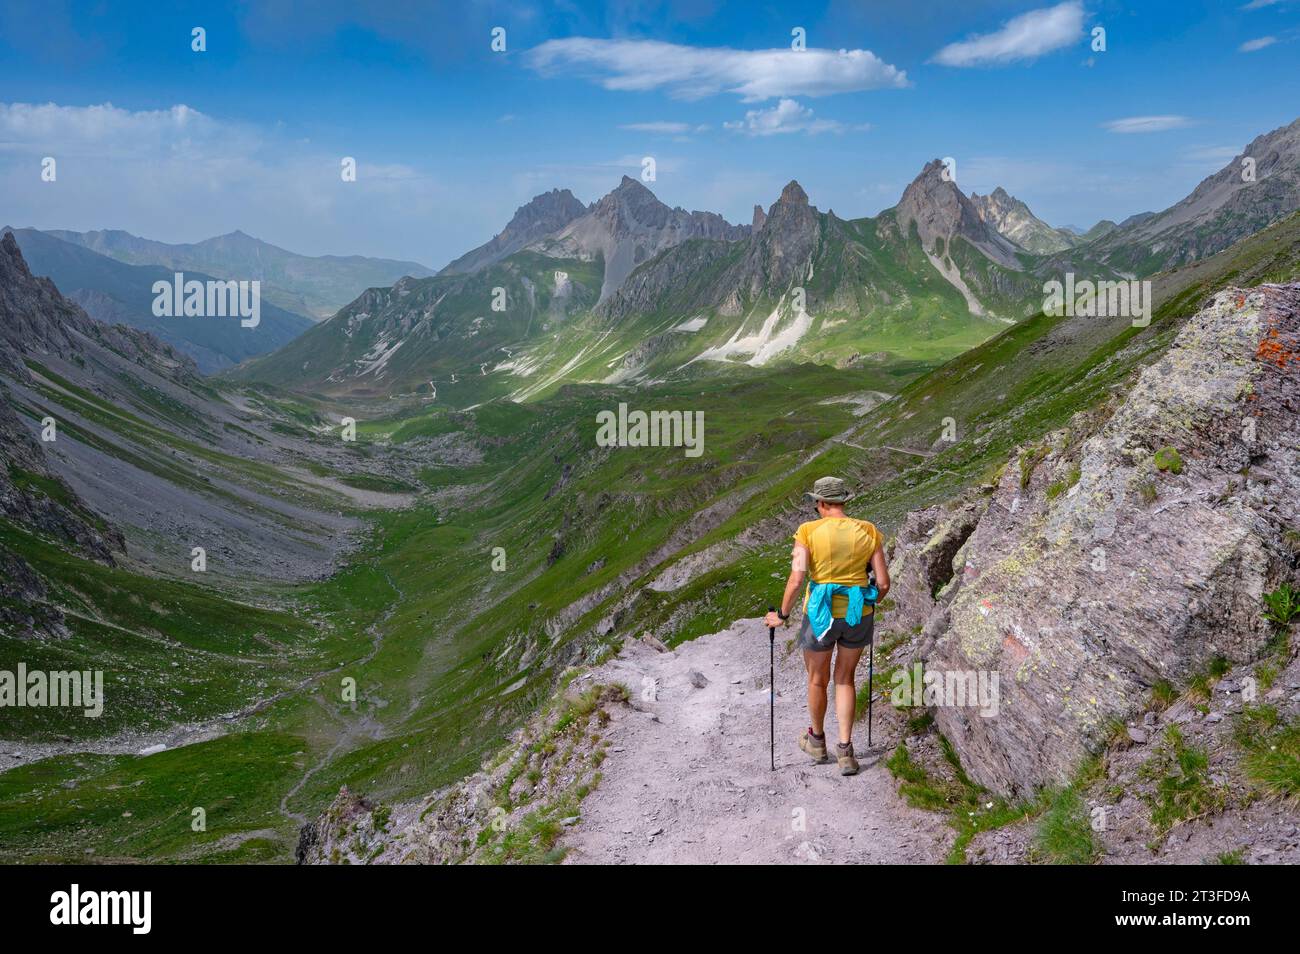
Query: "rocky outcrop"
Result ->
[[596, 179, 820, 323], [295, 786, 380, 864], [882, 499, 985, 638], [907, 284, 1300, 797], [733, 180, 822, 300]]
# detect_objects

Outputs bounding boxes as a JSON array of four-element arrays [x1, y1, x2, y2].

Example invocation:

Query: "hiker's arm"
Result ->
[[764, 545, 808, 628], [871, 546, 890, 599]]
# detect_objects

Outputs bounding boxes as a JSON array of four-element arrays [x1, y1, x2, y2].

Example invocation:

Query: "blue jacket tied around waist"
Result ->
[[806, 582, 876, 642]]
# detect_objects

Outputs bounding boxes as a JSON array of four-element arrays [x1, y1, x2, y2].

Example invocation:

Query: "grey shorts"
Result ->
[[797, 613, 874, 652]]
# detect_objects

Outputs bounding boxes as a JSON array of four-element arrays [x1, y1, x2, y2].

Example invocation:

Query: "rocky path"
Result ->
[[560, 617, 952, 864]]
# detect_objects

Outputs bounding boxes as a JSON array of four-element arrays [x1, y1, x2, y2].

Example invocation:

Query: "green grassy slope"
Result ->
[[230, 251, 603, 404]]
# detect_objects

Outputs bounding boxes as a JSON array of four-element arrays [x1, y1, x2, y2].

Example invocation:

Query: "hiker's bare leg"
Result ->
[[833, 646, 865, 745], [803, 649, 831, 735]]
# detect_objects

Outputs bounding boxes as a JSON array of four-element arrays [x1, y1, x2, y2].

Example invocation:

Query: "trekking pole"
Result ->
[[866, 570, 877, 750], [767, 605, 776, 771], [867, 634, 875, 749]]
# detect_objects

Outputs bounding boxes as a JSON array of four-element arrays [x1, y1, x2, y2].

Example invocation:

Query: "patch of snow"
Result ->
[[672, 316, 708, 333], [690, 305, 813, 367], [355, 334, 405, 377]]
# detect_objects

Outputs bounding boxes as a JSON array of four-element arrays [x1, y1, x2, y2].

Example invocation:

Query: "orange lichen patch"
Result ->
[[1255, 327, 1296, 368], [1002, 632, 1030, 667]]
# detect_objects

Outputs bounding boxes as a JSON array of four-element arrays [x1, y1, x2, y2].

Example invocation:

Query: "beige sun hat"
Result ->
[[803, 475, 854, 503]]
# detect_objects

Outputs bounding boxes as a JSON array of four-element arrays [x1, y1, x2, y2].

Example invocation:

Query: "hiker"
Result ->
[[765, 476, 889, 775]]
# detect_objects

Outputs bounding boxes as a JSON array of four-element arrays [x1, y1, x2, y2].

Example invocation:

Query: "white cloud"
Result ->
[[0, 101, 248, 158], [1239, 36, 1278, 52], [618, 121, 693, 134], [1101, 115, 1194, 134], [931, 1, 1084, 67], [527, 38, 908, 102], [723, 98, 864, 136], [1241, 0, 1283, 9], [0, 100, 457, 264]]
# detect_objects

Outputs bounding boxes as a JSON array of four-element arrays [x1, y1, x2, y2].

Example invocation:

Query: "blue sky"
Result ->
[[2, 0, 1297, 268]]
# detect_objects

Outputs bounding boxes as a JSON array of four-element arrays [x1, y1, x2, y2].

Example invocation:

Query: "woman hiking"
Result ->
[[765, 476, 890, 776]]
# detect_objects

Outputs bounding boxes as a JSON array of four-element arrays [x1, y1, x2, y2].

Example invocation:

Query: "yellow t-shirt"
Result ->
[[793, 517, 882, 619]]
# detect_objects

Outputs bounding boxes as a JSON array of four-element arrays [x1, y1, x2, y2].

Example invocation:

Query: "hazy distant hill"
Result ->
[[44, 227, 435, 320], [7, 228, 314, 373]]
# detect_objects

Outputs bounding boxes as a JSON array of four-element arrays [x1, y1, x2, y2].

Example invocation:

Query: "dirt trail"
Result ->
[[560, 617, 952, 864]]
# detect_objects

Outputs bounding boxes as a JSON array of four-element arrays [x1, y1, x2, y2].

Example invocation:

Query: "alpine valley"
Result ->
[[2, 115, 1299, 866]]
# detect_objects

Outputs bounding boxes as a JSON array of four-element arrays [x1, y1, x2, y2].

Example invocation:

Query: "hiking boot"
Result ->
[[799, 729, 829, 763], [836, 741, 859, 776]]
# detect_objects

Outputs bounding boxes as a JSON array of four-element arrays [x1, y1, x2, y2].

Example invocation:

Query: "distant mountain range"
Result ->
[[40, 227, 435, 320], [233, 162, 1052, 402], [17, 115, 1299, 400], [232, 116, 1300, 405], [5, 228, 314, 373]]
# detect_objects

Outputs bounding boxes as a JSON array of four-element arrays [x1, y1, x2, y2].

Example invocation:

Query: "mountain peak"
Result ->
[[1, 230, 30, 279], [913, 158, 952, 184], [969, 187, 1075, 255], [584, 177, 685, 243], [777, 180, 809, 206], [440, 187, 587, 275], [895, 161, 1021, 268], [615, 175, 652, 194]]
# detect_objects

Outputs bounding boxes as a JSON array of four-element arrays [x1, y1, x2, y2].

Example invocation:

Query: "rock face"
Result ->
[[969, 187, 1076, 255], [596, 178, 820, 323], [895, 160, 1023, 269], [915, 284, 1300, 797], [530, 176, 748, 301], [882, 499, 985, 638], [733, 180, 821, 300], [0, 231, 196, 383], [0, 234, 131, 637], [439, 188, 589, 275]]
